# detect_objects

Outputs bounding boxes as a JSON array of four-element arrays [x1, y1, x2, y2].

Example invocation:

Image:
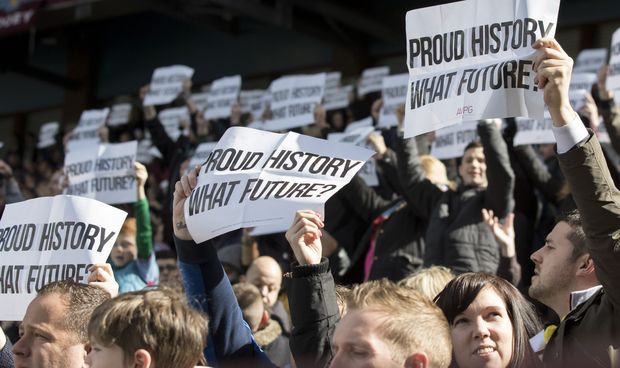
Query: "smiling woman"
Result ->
[[434, 273, 542, 368]]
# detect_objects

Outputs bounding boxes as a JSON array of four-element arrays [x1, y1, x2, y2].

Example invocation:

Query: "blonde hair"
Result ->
[[88, 288, 208, 368], [346, 280, 452, 368], [398, 266, 455, 299], [420, 155, 454, 189]]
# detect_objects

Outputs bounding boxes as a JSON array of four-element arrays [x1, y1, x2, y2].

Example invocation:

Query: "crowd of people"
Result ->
[[0, 35, 618, 368]]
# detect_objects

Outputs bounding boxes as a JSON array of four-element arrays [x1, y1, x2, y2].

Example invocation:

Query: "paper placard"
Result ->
[[263, 73, 326, 131], [67, 108, 110, 151], [143, 65, 194, 106], [573, 48, 608, 74], [191, 92, 210, 114], [37, 122, 59, 149], [569, 89, 588, 111], [404, 0, 560, 138], [107, 103, 132, 126], [358, 66, 390, 97], [327, 127, 379, 187], [0, 195, 127, 320], [513, 115, 555, 146], [204, 75, 242, 120], [345, 117, 374, 133], [607, 29, 620, 91], [431, 121, 479, 159], [570, 73, 597, 92], [64, 141, 138, 205], [158, 107, 190, 141], [240, 90, 266, 120], [184, 127, 373, 242], [324, 85, 353, 111], [378, 73, 409, 128], [187, 142, 218, 173]]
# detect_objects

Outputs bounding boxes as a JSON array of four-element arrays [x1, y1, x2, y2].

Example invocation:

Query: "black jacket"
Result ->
[[402, 122, 515, 274]]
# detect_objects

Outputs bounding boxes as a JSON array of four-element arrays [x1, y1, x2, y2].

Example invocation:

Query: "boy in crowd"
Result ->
[[86, 288, 209, 368]]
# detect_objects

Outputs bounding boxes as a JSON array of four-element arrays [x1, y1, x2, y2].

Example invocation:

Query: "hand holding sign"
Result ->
[[598, 64, 614, 101], [87, 263, 118, 298], [533, 38, 576, 126], [285, 210, 324, 266], [174, 165, 200, 241]]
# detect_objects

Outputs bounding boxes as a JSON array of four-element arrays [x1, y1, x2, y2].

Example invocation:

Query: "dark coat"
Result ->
[[548, 131, 620, 368]]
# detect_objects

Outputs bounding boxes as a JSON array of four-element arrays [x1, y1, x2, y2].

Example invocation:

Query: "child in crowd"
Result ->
[[110, 162, 159, 292], [86, 288, 209, 368]]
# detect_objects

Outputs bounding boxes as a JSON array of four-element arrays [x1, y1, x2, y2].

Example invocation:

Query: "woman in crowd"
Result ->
[[435, 273, 542, 368]]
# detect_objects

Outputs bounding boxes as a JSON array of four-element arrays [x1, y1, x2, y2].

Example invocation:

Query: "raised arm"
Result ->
[[596, 66, 620, 156], [173, 166, 275, 367], [479, 120, 515, 217], [285, 210, 340, 368], [536, 38, 620, 308], [134, 162, 153, 260]]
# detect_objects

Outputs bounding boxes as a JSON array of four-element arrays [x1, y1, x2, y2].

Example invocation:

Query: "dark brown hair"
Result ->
[[557, 210, 588, 260], [434, 273, 542, 368]]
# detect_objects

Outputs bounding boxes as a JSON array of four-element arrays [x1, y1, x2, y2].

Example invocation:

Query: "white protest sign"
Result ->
[[263, 73, 326, 131], [358, 66, 390, 97], [573, 48, 608, 74], [136, 131, 161, 164], [324, 85, 353, 111], [204, 75, 242, 120], [143, 65, 194, 106], [327, 127, 379, 187], [37, 122, 59, 149], [67, 108, 110, 151], [404, 0, 560, 138], [187, 142, 218, 173], [191, 92, 210, 113], [325, 72, 341, 92], [107, 103, 132, 126], [379, 73, 409, 128], [607, 29, 620, 91], [597, 119, 611, 144], [0, 195, 127, 321], [158, 107, 190, 141], [240, 90, 266, 120], [431, 121, 479, 159], [513, 115, 555, 146], [569, 73, 597, 92], [184, 127, 373, 242], [64, 141, 138, 205], [345, 117, 373, 133], [569, 89, 588, 111]]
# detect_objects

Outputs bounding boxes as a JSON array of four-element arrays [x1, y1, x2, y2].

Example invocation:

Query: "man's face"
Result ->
[[459, 147, 487, 187], [157, 258, 181, 288], [85, 340, 129, 368], [529, 221, 578, 306], [329, 310, 403, 368], [12, 294, 87, 368], [246, 263, 281, 308], [111, 233, 137, 268]]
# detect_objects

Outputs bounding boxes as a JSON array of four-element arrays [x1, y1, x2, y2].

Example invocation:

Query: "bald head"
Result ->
[[246, 256, 282, 308]]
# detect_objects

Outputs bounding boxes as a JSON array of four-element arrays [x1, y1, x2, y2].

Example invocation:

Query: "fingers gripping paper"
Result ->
[[0, 195, 127, 320], [184, 127, 373, 242], [404, 0, 560, 138]]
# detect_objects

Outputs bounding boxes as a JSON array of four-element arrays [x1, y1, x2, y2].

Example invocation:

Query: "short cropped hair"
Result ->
[[463, 139, 483, 154], [557, 210, 588, 260], [233, 282, 265, 332], [38, 280, 110, 344], [347, 280, 452, 368], [88, 288, 209, 368], [399, 266, 455, 299]]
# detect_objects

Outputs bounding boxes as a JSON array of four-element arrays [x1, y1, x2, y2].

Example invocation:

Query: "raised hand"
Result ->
[[285, 210, 324, 265], [482, 209, 516, 258]]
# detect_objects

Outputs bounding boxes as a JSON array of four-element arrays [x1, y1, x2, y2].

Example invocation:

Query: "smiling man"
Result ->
[[399, 119, 515, 276]]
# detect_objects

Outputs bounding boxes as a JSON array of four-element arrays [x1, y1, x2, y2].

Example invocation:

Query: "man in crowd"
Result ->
[[0, 264, 117, 368], [532, 37, 620, 367]]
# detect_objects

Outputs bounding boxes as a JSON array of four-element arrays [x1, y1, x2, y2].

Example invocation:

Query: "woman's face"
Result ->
[[451, 287, 513, 368]]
